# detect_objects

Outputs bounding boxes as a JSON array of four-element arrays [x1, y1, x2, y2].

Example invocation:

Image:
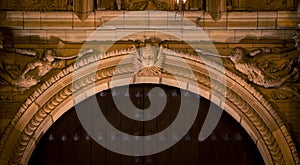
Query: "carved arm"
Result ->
[[20, 61, 42, 79], [248, 47, 280, 56]]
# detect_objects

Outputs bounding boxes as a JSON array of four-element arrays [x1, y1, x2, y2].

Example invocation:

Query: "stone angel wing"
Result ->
[[155, 45, 164, 68], [132, 45, 143, 74]]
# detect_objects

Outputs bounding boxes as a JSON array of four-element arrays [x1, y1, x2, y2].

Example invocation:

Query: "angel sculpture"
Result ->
[[195, 47, 300, 90], [1, 48, 93, 91], [132, 40, 164, 76]]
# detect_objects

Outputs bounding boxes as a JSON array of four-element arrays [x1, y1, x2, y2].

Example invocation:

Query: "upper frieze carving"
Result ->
[[0, 38, 299, 101], [0, 0, 295, 11]]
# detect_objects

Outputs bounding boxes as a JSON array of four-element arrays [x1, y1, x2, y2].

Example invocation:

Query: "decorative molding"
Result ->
[[0, 47, 299, 164]]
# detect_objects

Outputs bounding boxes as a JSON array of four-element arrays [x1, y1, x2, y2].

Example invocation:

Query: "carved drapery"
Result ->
[[0, 47, 298, 164]]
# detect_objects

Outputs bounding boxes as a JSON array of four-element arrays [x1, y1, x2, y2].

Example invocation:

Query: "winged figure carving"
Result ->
[[196, 47, 300, 99], [132, 41, 164, 76]]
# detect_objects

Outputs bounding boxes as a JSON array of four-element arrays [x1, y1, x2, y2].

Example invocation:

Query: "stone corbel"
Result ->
[[206, 0, 226, 21], [74, 0, 94, 21]]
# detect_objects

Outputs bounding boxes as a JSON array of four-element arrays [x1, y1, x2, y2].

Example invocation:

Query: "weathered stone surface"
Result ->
[[277, 11, 300, 29], [73, 12, 95, 29], [227, 12, 257, 29], [24, 12, 41, 30], [41, 12, 73, 30], [257, 12, 277, 29], [235, 30, 262, 43], [202, 12, 227, 29], [209, 30, 235, 43]]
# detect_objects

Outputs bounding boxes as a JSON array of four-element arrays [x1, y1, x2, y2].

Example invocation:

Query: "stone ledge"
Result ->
[[0, 11, 299, 30]]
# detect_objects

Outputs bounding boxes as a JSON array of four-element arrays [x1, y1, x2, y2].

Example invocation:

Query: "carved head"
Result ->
[[43, 49, 56, 62], [141, 39, 156, 67], [230, 47, 247, 63]]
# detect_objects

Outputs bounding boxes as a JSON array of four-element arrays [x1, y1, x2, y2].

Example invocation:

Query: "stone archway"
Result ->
[[0, 46, 298, 164]]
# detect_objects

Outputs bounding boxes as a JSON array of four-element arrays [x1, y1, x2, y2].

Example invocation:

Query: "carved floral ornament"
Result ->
[[0, 44, 299, 164]]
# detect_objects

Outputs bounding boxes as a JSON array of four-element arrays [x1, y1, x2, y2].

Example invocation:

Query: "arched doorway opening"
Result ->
[[29, 84, 264, 165]]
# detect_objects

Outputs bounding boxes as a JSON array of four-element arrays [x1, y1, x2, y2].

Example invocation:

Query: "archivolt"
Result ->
[[0, 50, 299, 165]]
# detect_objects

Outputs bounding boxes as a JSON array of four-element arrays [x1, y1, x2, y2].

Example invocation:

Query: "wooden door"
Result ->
[[29, 84, 264, 165]]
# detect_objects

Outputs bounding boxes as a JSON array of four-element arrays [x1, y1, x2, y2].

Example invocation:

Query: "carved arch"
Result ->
[[0, 49, 299, 165]]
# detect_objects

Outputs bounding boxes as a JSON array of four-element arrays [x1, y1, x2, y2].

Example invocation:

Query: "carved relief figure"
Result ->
[[13, 49, 65, 90], [0, 49, 93, 91], [133, 39, 164, 75], [229, 47, 299, 88], [196, 47, 300, 91]]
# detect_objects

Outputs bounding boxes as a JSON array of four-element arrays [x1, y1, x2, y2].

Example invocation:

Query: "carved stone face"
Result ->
[[44, 49, 55, 62], [141, 44, 156, 67], [230, 47, 246, 63]]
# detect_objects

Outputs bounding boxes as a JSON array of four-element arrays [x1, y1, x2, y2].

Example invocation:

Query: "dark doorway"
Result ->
[[29, 84, 264, 165]]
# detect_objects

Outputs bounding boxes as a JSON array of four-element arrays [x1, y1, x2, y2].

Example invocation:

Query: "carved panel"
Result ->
[[0, 0, 73, 11], [97, 0, 197, 10]]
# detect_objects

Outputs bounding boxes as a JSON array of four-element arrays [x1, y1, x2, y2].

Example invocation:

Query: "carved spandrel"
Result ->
[[196, 47, 300, 100], [0, 49, 93, 92]]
